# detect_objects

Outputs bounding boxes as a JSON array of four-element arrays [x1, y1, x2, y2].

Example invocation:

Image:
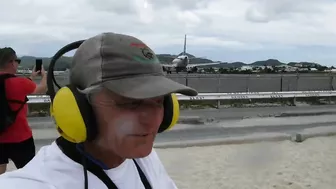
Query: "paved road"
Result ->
[[180, 104, 336, 120], [156, 115, 336, 142], [35, 73, 336, 93], [31, 110, 336, 149], [28, 104, 336, 126], [27, 105, 336, 150]]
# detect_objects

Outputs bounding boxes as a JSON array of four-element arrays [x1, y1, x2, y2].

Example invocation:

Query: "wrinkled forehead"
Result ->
[[100, 87, 164, 102]]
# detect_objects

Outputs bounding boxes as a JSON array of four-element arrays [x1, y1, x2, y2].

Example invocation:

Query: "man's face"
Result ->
[[92, 88, 164, 158]]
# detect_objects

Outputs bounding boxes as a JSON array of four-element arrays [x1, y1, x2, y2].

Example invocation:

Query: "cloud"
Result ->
[[1, 0, 336, 65], [245, 0, 326, 23]]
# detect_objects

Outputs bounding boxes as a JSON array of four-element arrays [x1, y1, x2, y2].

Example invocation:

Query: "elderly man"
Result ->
[[0, 32, 198, 189]]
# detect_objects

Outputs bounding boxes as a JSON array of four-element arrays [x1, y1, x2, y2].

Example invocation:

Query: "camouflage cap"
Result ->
[[70, 32, 198, 99]]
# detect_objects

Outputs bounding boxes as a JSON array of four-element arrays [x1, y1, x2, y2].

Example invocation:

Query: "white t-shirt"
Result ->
[[0, 142, 178, 189]]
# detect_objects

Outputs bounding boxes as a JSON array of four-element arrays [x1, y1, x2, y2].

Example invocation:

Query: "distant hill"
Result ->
[[287, 61, 320, 68], [202, 59, 321, 68], [251, 59, 286, 66], [17, 53, 323, 70], [18, 55, 73, 71], [156, 55, 321, 68]]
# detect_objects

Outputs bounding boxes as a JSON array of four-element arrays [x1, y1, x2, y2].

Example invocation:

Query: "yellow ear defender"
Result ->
[[47, 40, 180, 143]]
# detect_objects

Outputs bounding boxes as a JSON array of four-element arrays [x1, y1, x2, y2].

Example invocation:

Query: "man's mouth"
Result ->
[[132, 133, 152, 137]]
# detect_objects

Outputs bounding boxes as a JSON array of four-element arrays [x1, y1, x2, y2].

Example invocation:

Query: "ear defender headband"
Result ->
[[47, 40, 180, 144]]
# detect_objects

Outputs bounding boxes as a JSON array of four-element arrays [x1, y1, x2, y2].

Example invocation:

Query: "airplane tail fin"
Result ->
[[183, 34, 186, 55]]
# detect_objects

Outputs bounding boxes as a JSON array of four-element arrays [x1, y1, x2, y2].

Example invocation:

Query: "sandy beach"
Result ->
[[156, 136, 336, 189], [6, 136, 336, 189]]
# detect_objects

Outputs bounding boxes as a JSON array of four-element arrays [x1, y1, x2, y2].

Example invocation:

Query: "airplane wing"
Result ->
[[186, 62, 221, 68], [161, 63, 176, 68]]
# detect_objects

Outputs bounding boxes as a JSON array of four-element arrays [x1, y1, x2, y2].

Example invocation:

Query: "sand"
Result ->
[[156, 136, 336, 189], [6, 136, 336, 189]]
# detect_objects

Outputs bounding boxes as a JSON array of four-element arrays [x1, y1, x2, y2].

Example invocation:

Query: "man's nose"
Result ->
[[139, 106, 159, 119], [138, 105, 162, 124]]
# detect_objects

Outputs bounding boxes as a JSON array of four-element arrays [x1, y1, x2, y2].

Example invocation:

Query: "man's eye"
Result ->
[[116, 101, 143, 109], [155, 99, 164, 104]]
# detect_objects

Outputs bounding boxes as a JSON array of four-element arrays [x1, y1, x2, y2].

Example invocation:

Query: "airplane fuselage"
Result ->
[[164, 55, 197, 73], [162, 34, 220, 74], [172, 55, 189, 68]]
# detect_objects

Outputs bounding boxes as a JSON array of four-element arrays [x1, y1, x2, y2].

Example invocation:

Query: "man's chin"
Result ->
[[131, 144, 154, 158]]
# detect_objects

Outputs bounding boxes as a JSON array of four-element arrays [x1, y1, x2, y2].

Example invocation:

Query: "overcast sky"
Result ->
[[1, 0, 336, 65]]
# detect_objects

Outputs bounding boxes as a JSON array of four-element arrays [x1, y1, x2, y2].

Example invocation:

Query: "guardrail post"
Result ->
[[293, 72, 301, 106], [329, 75, 334, 90], [280, 74, 283, 92], [185, 75, 188, 86], [216, 74, 221, 109], [245, 74, 250, 92], [296, 73, 300, 91], [329, 75, 333, 104], [292, 97, 297, 106]]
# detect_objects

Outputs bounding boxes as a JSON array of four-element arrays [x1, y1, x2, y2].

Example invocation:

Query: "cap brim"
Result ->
[[102, 75, 198, 99]]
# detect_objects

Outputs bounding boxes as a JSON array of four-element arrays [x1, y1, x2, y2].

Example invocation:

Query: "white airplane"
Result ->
[[161, 34, 221, 74]]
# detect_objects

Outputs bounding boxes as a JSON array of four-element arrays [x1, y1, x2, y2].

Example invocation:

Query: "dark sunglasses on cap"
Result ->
[[10, 59, 21, 64]]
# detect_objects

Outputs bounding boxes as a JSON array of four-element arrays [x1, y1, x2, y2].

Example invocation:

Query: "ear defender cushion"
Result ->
[[158, 93, 180, 133], [50, 85, 97, 143]]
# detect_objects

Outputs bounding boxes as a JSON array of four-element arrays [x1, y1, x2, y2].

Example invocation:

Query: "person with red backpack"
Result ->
[[0, 47, 47, 174]]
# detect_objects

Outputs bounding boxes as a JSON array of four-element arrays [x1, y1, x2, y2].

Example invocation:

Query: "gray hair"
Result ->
[[78, 84, 104, 104]]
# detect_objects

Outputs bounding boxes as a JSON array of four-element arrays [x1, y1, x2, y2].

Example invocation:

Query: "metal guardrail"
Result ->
[[27, 73, 336, 93], [27, 90, 336, 104]]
